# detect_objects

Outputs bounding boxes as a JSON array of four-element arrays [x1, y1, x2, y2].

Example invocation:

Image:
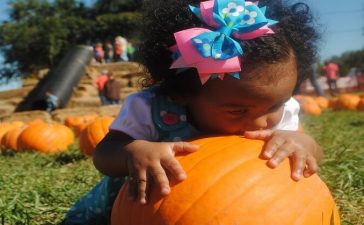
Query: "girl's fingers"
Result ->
[[127, 174, 138, 201], [290, 153, 307, 181], [161, 157, 186, 181], [126, 158, 138, 201], [261, 136, 286, 159], [149, 165, 171, 196], [267, 142, 294, 168], [172, 142, 199, 154], [303, 156, 319, 177], [244, 130, 274, 140], [136, 170, 148, 204]]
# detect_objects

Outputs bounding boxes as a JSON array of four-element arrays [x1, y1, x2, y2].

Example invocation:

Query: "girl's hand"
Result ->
[[125, 140, 199, 204], [244, 130, 323, 181]]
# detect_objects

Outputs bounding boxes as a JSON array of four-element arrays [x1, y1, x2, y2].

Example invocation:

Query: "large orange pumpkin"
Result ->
[[17, 122, 74, 153], [111, 136, 340, 225], [79, 116, 114, 156]]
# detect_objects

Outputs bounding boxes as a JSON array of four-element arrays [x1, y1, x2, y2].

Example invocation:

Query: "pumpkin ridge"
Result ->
[[158, 139, 263, 224], [178, 136, 251, 173], [291, 189, 330, 225], [202, 170, 329, 225], [177, 157, 273, 225]]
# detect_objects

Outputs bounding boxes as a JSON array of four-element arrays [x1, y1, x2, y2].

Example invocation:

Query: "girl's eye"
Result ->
[[228, 108, 248, 115], [268, 103, 284, 112]]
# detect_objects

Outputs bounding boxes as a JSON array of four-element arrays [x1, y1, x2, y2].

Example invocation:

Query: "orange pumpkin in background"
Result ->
[[64, 113, 99, 135], [315, 96, 329, 109], [333, 94, 360, 110], [1, 125, 27, 150], [111, 136, 340, 225], [357, 98, 364, 111], [17, 122, 74, 153], [0, 121, 25, 142], [294, 95, 322, 115], [79, 116, 114, 156], [300, 101, 322, 115]]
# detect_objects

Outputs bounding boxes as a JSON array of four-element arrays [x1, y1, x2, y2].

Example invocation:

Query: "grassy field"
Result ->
[[0, 110, 363, 225]]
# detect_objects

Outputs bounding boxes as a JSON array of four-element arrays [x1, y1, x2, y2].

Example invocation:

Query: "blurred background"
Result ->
[[0, 0, 363, 92]]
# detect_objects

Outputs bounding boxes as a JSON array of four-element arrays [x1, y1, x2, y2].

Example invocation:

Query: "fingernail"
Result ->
[[161, 187, 170, 195], [295, 170, 302, 177], [140, 198, 147, 205], [264, 152, 272, 158], [178, 173, 187, 180], [269, 159, 277, 166]]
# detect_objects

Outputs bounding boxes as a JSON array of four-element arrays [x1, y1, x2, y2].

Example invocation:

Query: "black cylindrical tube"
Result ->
[[15, 45, 93, 112]]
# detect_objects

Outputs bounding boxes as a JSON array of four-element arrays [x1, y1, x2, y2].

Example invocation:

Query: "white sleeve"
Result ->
[[109, 91, 159, 141], [273, 97, 300, 131]]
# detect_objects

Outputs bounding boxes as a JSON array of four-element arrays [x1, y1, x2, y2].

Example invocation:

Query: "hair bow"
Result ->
[[170, 0, 277, 84]]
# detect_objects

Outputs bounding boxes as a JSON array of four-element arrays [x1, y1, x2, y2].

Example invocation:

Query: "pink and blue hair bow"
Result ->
[[170, 0, 277, 84]]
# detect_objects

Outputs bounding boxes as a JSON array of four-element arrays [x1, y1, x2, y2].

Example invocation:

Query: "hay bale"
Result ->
[[99, 104, 122, 117], [0, 110, 52, 123], [51, 107, 102, 123], [67, 97, 102, 108]]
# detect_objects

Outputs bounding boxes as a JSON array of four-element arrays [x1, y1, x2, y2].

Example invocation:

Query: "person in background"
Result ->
[[94, 42, 105, 64], [104, 41, 114, 63], [114, 37, 123, 62], [103, 72, 121, 105], [126, 42, 136, 61], [322, 61, 339, 96], [95, 70, 109, 105], [45, 91, 59, 112], [115, 36, 129, 62], [309, 62, 324, 96]]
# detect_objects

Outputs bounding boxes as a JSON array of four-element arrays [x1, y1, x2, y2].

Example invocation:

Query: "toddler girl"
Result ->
[[65, 0, 322, 224]]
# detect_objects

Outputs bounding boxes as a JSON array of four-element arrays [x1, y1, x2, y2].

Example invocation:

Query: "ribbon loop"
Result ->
[[170, 0, 278, 84]]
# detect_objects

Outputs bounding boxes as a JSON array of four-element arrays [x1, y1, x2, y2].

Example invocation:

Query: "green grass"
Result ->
[[0, 110, 363, 225], [0, 145, 101, 225], [301, 110, 364, 225]]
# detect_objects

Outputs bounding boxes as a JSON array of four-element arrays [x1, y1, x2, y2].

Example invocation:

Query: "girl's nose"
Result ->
[[251, 115, 268, 130]]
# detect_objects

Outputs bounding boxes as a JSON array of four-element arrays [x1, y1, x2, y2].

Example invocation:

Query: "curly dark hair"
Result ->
[[137, 0, 320, 98]]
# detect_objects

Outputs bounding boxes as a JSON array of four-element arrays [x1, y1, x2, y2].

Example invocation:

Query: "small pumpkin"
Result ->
[[332, 94, 360, 110], [79, 116, 114, 156], [111, 136, 340, 225], [357, 98, 364, 111], [64, 113, 99, 135], [315, 96, 329, 109], [0, 121, 25, 143], [17, 122, 74, 153], [300, 101, 321, 115], [1, 125, 27, 150], [293, 96, 321, 115]]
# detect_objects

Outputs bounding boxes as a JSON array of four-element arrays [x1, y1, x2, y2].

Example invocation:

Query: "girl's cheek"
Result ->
[[267, 109, 285, 128]]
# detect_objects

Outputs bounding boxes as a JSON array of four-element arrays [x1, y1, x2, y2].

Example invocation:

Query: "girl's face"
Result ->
[[186, 57, 297, 135]]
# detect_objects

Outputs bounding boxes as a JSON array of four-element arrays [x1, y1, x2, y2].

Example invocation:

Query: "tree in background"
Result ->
[[0, 0, 142, 79]]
